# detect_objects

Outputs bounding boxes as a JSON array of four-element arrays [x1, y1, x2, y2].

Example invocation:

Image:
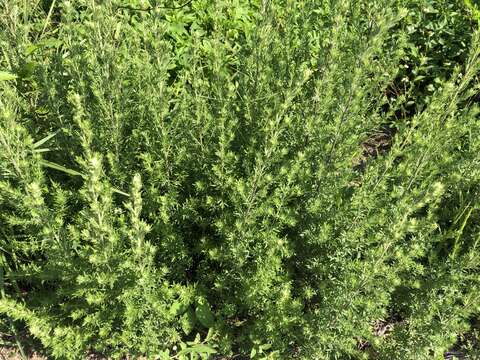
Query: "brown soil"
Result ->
[[0, 347, 45, 360]]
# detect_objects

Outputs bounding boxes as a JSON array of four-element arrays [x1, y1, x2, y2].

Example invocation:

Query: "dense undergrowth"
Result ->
[[1, 0, 480, 359]]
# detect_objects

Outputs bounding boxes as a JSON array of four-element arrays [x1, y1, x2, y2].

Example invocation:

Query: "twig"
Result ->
[[116, 0, 193, 12]]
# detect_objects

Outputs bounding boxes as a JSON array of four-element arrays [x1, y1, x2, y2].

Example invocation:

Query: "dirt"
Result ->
[[0, 347, 45, 360]]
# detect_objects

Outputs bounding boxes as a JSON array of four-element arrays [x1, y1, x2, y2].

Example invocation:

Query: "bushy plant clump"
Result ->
[[0, 0, 479, 358]]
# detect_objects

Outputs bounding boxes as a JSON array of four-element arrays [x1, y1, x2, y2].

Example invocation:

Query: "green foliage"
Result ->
[[0, 0, 479, 359], [390, 0, 476, 113], [465, 0, 480, 21], [0, 71, 17, 81]]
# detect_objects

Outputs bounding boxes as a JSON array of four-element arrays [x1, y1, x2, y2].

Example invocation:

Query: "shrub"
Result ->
[[0, 0, 479, 359]]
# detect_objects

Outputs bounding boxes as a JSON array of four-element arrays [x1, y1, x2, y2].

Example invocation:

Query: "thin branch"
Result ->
[[116, 0, 193, 12]]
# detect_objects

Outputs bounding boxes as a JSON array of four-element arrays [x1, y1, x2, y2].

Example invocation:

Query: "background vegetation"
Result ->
[[1, 0, 480, 359]]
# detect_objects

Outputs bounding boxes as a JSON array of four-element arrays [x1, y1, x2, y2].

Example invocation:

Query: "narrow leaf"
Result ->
[[32, 148, 53, 153], [33, 130, 60, 149], [39, 160, 129, 197], [0, 71, 17, 81], [112, 188, 130, 197], [39, 160, 83, 177]]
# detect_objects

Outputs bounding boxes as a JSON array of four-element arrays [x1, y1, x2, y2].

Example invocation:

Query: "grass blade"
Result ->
[[39, 160, 83, 177], [33, 130, 60, 149], [39, 160, 129, 197], [0, 71, 17, 81]]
